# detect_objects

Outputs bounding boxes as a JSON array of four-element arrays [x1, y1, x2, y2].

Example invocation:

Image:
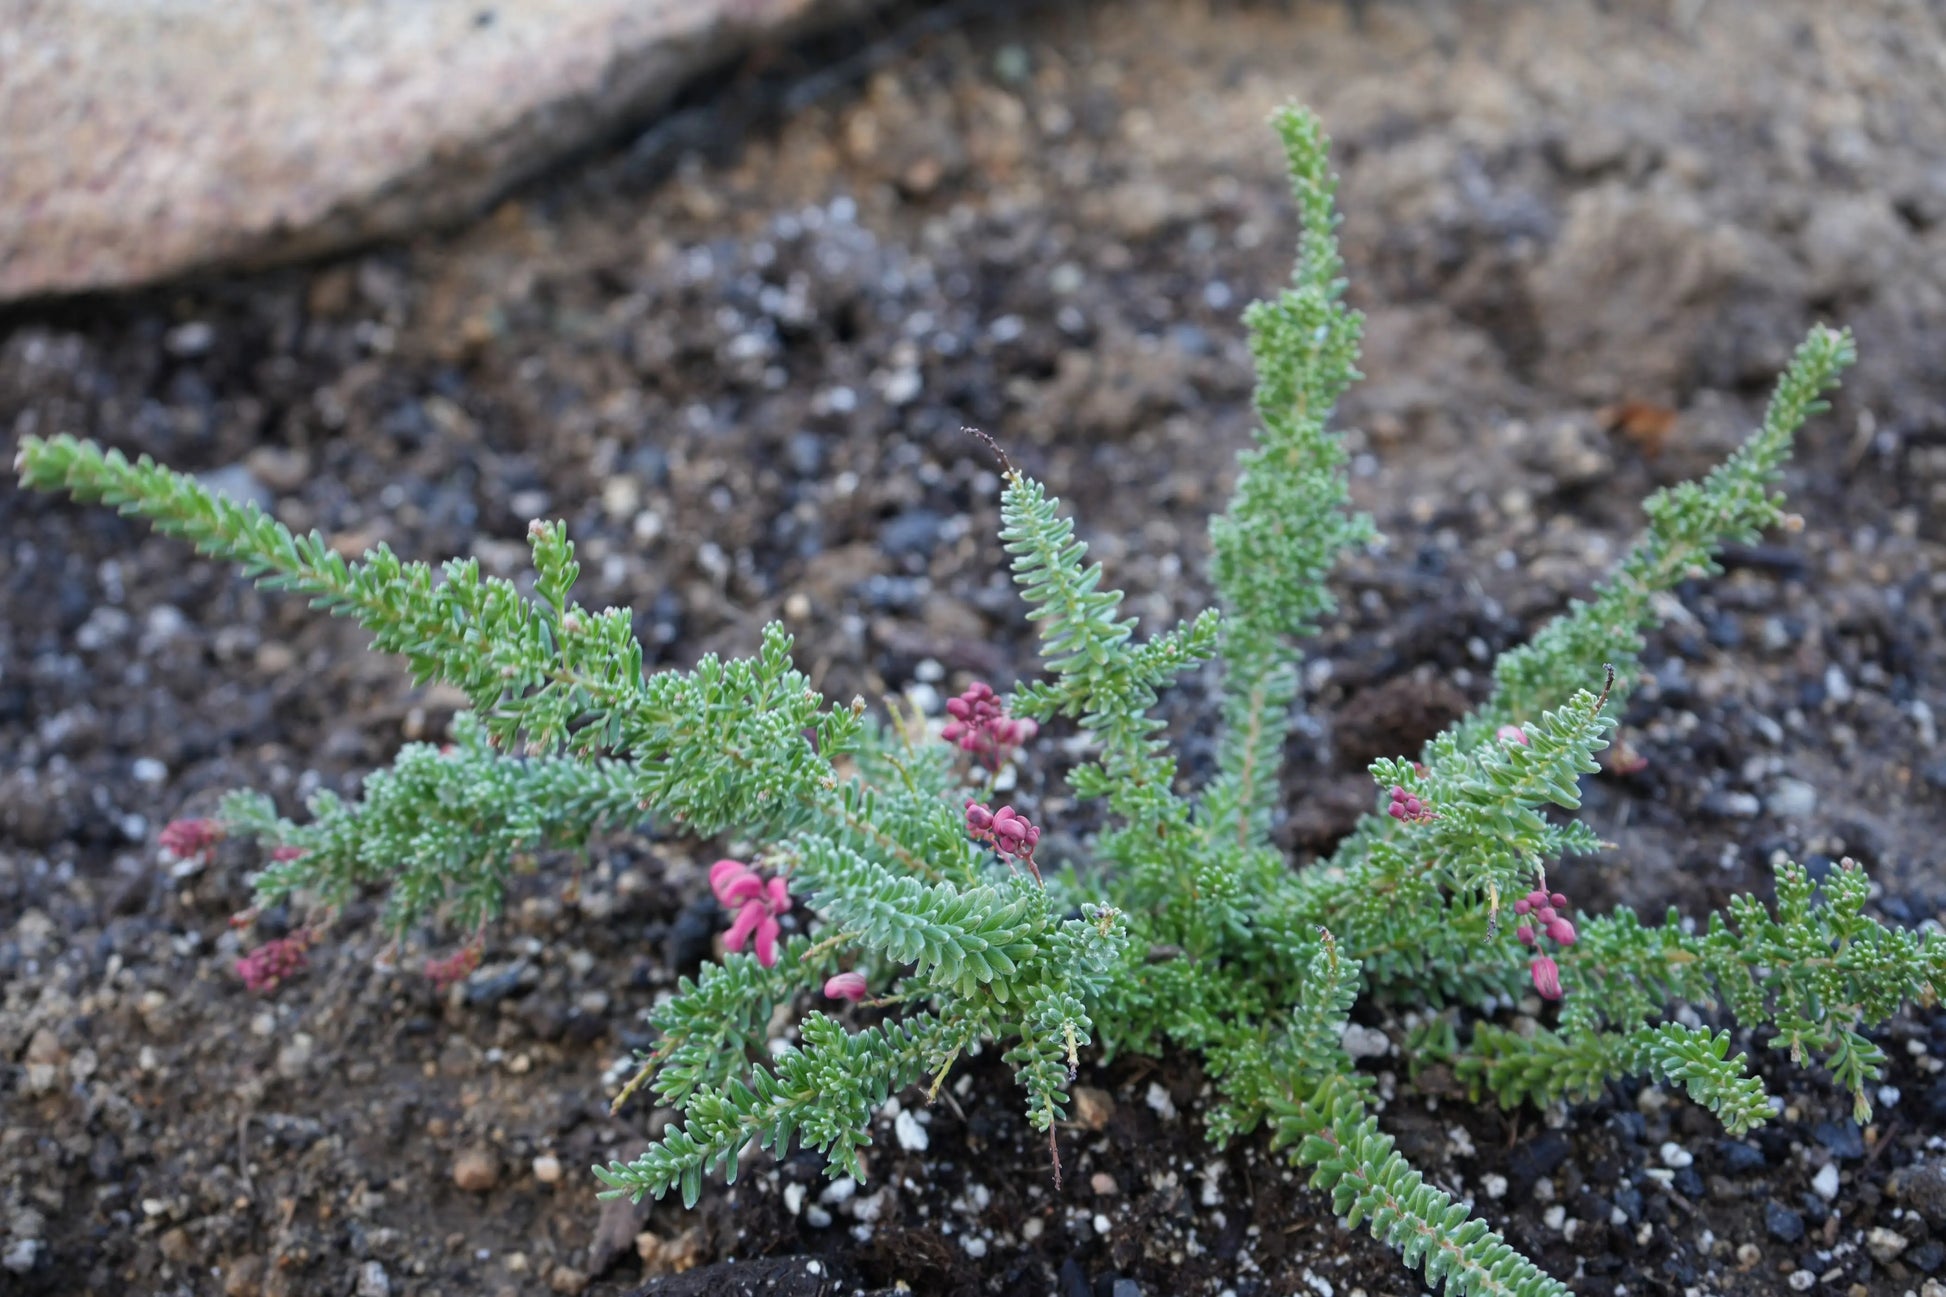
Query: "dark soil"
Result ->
[[6, 2, 1946, 1295]]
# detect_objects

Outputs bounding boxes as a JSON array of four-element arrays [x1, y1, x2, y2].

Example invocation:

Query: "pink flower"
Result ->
[[823, 972, 870, 1003], [965, 799, 1042, 881], [160, 817, 222, 858], [1513, 886, 1576, 996], [712, 859, 792, 968], [1529, 955, 1563, 1001], [941, 682, 1038, 766], [710, 858, 763, 906], [1496, 724, 1530, 746], [236, 931, 313, 994], [426, 943, 482, 990]]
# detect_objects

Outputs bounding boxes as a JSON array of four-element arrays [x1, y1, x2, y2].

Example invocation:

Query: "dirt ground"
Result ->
[[6, 1, 1946, 1294]]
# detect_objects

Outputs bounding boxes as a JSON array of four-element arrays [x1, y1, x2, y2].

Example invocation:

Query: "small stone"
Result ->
[[275, 1032, 314, 1079], [893, 1108, 929, 1152], [1765, 1201, 1805, 1242], [1766, 778, 1818, 820], [159, 1227, 194, 1264], [1341, 1024, 1391, 1060], [1071, 1085, 1114, 1131], [1812, 1162, 1841, 1201], [1717, 1140, 1767, 1174], [1481, 1173, 1509, 1200], [1867, 1228, 1910, 1263], [223, 1255, 264, 1297], [355, 1261, 391, 1297], [1145, 1081, 1178, 1120], [635, 1226, 703, 1276], [452, 1147, 500, 1193], [531, 1154, 562, 1184], [1090, 1173, 1119, 1196], [1788, 1270, 1815, 1292], [547, 1265, 588, 1294], [1813, 1119, 1864, 1160], [1894, 1160, 1946, 1227], [3, 1239, 40, 1275], [1703, 790, 1762, 819], [1659, 1141, 1695, 1169]]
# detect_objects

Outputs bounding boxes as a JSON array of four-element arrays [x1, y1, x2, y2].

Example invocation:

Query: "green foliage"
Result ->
[[16, 104, 1937, 1297]]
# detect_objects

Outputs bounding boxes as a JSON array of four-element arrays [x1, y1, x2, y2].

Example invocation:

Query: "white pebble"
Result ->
[[1812, 1162, 1841, 1200], [1341, 1024, 1392, 1060], [1543, 1205, 1567, 1232], [783, 1183, 806, 1216], [1481, 1173, 1508, 1200], [1788, 1270, 1815, 1292], [132, 757, 167, 785], [1659, 1142, 1694, 1169], [961, 1235, 988, 1258], [531, 1155, 562, 1184], [894, 1109, 929, 1152], [1093, 1213, 1112, 1235], [1146, 1082, 1178, 1120]]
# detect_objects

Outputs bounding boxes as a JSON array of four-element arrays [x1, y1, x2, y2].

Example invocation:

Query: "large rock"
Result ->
[[0, 0, 880, 301]]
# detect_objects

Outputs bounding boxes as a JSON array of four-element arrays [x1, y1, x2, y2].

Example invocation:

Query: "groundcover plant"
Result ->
[[16, 106, 1941, 1296]]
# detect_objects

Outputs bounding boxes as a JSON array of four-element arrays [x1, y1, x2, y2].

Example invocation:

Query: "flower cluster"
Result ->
[[710, 858, 793, 967], [1513, 888, 1578, 1001], [941, 682, 1038, 767], [235, 930, 313, 993], [965, 800, 1043, 880], [160, 816, 223, 859], [426, 942, 484, 990], [1385, 785, 1435, 823]]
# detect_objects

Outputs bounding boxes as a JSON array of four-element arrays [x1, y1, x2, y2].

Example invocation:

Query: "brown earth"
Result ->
[[4, 2, 1946, 1295]]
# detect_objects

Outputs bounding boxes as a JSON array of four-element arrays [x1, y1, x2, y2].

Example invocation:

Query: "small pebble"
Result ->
[[1765, 1201, 1805, 1242], [1812, 1162, 1841, 1201], [1867, 1227, 1910, 1262], [354, 1261, 390, 1297], [1788, 1270, 1815, 1292], [452, 1147, 500, 1193], [1145, 1082, 1178, 1120], [532, 1154, 562, 1184], [1659, 1141, 1695, 1169], [893, 1109, 929, 1152]]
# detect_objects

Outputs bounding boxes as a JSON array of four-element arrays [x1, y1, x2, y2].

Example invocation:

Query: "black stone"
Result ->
[[1716, 1140, 1767, 1174], [1764, 1201, 1805, 1242], [1813, 1119, 1864, 1160]]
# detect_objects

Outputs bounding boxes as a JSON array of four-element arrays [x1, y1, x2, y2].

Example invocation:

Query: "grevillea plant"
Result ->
[[16, 106, 1942, 1295]]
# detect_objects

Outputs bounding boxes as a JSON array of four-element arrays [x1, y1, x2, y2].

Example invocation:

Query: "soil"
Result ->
[[5, 1, 1946, 1295]]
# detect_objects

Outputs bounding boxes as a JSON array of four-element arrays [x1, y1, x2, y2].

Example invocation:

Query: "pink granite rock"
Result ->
[[0, 0, 879, 301]]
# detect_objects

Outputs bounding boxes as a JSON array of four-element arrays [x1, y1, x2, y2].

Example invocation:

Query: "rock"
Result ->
[[635, 1226, 704, 1276], [1811, 1119, 1863, 1160], [3, 1239, 41, 1274], [548, 1265, 588, 1294], [1811, 1162, 1841, 1201], [1716, 1140, 1767, 1174], [1799, 195, 1908, 298], [354, 1261, 391, 1297], [1071, 1085, 1114, 1132], [1867, 1227, 1910, 1263], [451, 1147, 499, 1193], [1767, 778, 1819, 821], [531, 1154, 563, 1185], [2, 0, 893, 301], [892, 1108, 928, 1152], [1893, 1161, 1946, 1228], [1765, 1201, 1805, 1242], [222, 1255, 265, 1297], [1528, 182, 1801, 402]]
